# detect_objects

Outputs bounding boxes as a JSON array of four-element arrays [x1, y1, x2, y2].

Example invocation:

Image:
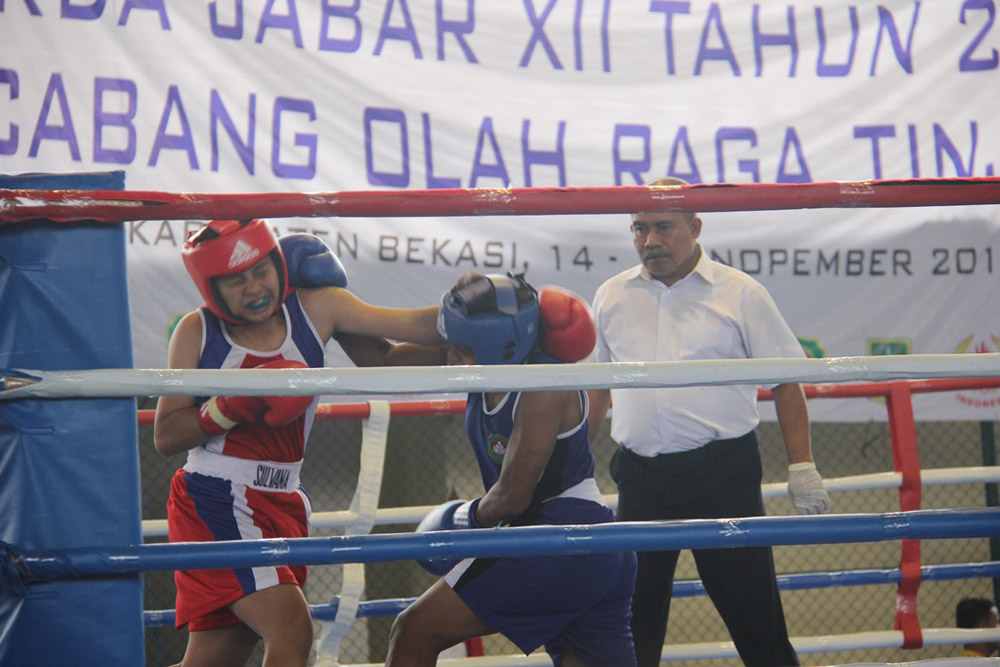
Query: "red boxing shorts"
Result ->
[[167, 468, 311, 631]]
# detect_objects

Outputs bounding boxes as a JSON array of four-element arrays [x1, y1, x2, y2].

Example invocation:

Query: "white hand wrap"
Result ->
[[451, 498, 483, 529], [787, 462, 831, 515]]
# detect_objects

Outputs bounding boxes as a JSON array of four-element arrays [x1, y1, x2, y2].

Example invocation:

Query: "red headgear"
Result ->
[[181, 219, 288, 324]]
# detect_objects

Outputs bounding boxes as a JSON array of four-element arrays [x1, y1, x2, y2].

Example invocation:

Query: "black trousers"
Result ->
[[611, 432, 799, 667]]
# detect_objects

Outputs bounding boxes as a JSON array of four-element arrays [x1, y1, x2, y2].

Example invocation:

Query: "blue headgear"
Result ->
[[437, 274, 540, 365]]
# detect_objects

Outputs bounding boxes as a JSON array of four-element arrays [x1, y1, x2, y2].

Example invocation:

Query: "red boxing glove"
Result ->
[[197, 360, 313, 435], [538, 286, 596, 363], [256, 359, 314, 426], [198, 394, 266, 435]]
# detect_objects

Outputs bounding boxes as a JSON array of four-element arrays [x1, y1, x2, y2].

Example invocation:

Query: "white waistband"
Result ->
[[184, 448, 302, 492], [546, 477, 605, 505]]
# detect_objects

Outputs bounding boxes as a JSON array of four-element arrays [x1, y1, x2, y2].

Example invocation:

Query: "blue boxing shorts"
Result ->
[[445, 498, 637, 665]]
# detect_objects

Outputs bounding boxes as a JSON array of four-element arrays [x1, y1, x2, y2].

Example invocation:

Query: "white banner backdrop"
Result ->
[[2, 1, 998, 420]]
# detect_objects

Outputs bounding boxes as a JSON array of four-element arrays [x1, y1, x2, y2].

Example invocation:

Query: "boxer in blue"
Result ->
[[384, 273, 637, 667]]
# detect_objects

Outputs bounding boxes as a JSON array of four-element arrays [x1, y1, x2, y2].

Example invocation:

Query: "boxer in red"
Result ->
[[154, 220, 442, 667]]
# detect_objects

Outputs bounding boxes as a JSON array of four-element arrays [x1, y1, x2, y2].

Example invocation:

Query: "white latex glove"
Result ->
[[787, 462, 831, 515]]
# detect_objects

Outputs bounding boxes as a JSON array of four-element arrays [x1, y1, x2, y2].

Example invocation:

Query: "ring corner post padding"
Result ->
[[0, 170, 144, 666]]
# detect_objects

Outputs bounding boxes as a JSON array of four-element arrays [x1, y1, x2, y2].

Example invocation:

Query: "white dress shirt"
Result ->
[[593, 248, 804, 456]]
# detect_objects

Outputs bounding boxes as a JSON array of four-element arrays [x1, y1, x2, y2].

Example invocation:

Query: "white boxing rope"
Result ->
[[655, 628, 1000, 662], [314, 401, 390, 667], [339, 628, 1000, 666], [806, 466, 1000, 495], [3, 354, 1000, 400], [139, 466, 1000, 537], [306, 466, 1000, 529]]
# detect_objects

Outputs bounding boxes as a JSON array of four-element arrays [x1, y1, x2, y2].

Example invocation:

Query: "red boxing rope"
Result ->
[[2, 177, 1000, 224], [133, 378, 1000, 425]]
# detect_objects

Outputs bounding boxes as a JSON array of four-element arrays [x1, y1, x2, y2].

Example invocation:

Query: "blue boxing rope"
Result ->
[[0, 541, 26, 599], [142, 560, 1000, 628], [772, 560, 1000, 592], [145, 598, 415, 629], [9, 508, 999, 581]]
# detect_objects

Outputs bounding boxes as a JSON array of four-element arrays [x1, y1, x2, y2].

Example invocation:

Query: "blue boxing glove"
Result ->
[[279, 233, 347, 288], [414, 498, 482, 575]]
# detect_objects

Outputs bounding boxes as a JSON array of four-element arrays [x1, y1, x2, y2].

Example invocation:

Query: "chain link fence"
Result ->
[[138, 394, 998, 666]]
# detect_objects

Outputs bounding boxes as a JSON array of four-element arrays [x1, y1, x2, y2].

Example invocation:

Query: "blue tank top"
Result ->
[[465, 353, 596, 523]]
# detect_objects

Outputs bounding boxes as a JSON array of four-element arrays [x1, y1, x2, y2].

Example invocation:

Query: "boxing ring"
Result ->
[[2, 173, 1000, 666]]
